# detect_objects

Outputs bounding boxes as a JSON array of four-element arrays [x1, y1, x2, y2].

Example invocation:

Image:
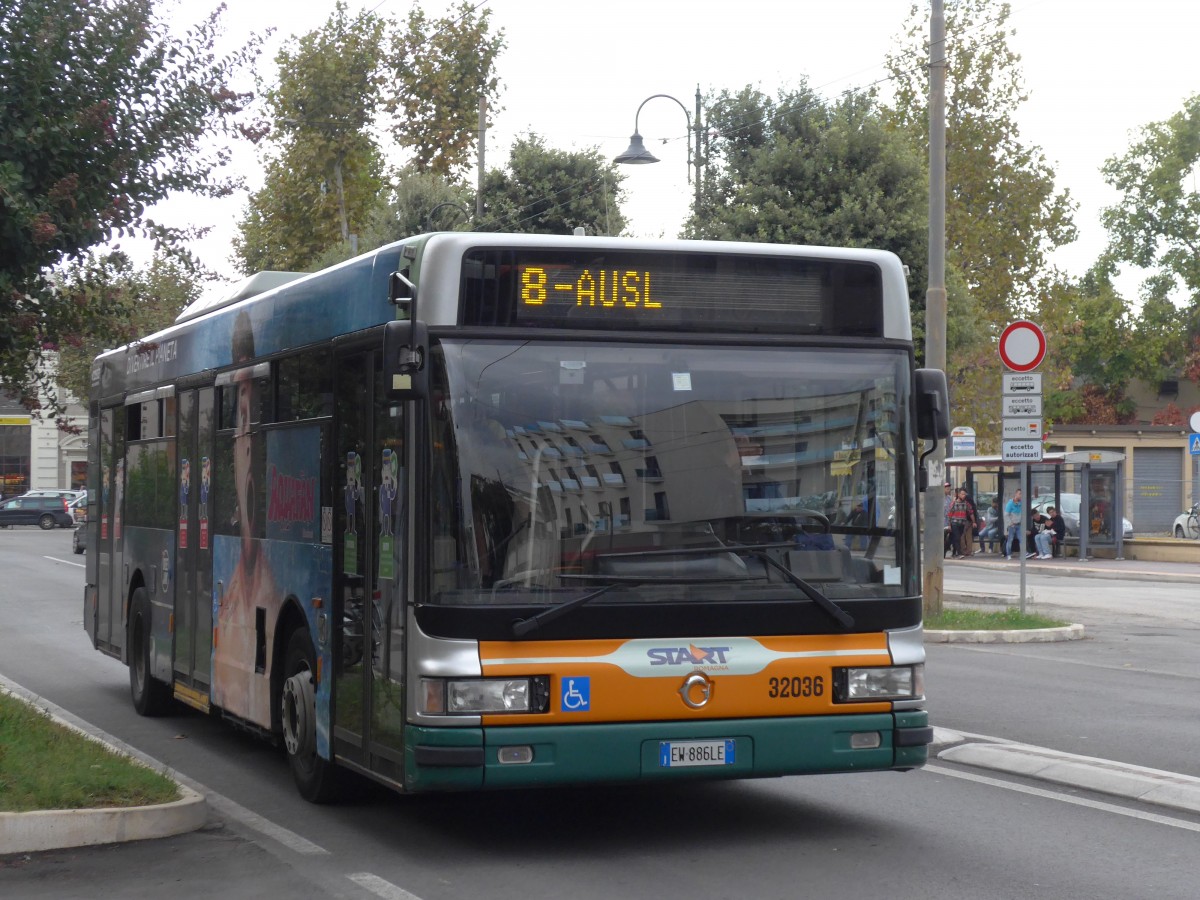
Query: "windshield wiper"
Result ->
[[747, 549, 855, 629]]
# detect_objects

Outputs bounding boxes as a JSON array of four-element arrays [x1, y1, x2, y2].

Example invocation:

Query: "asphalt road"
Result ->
[[3, 529, 1200, 900]]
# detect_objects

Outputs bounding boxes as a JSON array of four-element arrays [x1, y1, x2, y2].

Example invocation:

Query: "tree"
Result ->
[[56, 253, 202, 405], [1101, 94, 1200, 309], [691, 86, 932, 330], [234, 2, 386, 273], [387, 2, 505, 178], [1039, 269, 1140, 425], [480, 135, 628, 236], [885, 0, 1076, 324], [0, 0, 264, 412]]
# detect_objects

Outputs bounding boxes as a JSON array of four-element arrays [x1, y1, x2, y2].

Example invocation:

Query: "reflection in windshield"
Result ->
[[429, 340, 916, 606]]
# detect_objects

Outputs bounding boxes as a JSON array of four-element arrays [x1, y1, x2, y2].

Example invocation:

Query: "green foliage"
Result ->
[[691, 85, 929, 322], [481, 134, 628, 236], [56, 253, 201, 405], [1101, 93, 1200, 307], [362, 169, 474, 245], [234, 2, 386, 273], [0, 0, 264, 413], [0, 691, 178, 812], [885, 0, 1076, 324], [387, 2, 505, 178], [925, 607, 1067, 630]]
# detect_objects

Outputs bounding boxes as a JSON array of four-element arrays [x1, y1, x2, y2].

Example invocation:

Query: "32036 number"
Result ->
[[768, 676, 824, 699]]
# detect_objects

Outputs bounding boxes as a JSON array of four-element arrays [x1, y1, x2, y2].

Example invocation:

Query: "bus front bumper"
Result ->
[[404, 710, 930, 792]]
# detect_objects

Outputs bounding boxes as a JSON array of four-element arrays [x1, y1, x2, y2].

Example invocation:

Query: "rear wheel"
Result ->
[[129, 587, 173, 716], [1177, 525, 1186, 538], [38, 513, 55, 530], [282, 627, 339, 803]]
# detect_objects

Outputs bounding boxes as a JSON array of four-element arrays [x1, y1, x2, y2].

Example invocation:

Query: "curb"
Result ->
[[0, 681, 208, 856], [925, 623, 1085, 643], [0, 786, 207, 855], [932, 729, 1200, 816]]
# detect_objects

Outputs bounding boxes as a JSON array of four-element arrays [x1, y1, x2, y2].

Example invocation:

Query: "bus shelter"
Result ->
[[944, 451, 1127, 560]]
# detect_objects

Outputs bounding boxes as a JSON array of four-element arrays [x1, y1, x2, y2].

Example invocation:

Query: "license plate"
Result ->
[[659, 739, 736, 768]]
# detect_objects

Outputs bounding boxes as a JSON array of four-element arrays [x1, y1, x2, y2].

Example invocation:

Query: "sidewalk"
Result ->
[[945, 552, 1200, 585], [932, 728, 1200, 816]]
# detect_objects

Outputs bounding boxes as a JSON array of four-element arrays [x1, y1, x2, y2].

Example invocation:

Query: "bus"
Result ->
[[83, 233, 949, 801]]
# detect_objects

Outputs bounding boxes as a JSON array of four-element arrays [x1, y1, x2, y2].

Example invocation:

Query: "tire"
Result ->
[[1177, 526, 1186, 539], [38, 513, 56, 530], [282, 628, 339, 803], [129, 587, 173, 716], [72, 530, 84, 554]]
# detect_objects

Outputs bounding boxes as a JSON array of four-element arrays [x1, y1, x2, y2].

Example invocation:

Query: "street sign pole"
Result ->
[[999, 321, 1047, 614]]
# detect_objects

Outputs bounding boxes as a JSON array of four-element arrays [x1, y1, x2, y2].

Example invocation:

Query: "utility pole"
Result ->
[[923, 0, 948, 615], [477, 96, 487, 222], [693, 85, 703, 213]]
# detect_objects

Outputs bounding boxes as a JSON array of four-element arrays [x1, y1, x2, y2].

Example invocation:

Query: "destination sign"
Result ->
[[459, 248, 885, 335], [1002, 439, 1044, 462], [1002, 372, 1042, 394], [1002, 394, 1043, 417]]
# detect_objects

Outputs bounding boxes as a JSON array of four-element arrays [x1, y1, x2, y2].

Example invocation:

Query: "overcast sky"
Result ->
[[159, 0, 1200, 298]]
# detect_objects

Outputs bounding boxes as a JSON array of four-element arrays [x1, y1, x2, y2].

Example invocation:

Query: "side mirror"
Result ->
[[914, 368, 950, 440], [382, 319, 429, 399]]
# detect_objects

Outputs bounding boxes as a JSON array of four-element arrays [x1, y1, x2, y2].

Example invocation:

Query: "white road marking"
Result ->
[[925, 763, 1200, 832], [204, 792, 331, 855], [348, 872, 427, 900], [44, 555, 85, 567]]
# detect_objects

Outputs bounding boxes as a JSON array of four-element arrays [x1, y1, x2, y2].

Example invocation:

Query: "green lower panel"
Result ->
[[406, 712, 928, 792]]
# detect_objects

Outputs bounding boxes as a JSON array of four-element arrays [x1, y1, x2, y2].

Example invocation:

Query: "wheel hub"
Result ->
[[282, 669, 316, 757]]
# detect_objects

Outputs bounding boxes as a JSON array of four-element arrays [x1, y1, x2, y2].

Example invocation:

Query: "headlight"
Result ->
[[420, 677, 550, 715], [834, 664, 923, 702]]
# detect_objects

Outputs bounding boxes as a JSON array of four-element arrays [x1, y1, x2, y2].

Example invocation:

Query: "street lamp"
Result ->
[[614, 88, 703, 211]]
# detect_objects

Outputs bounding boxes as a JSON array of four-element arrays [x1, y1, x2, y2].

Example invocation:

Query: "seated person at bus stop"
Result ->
[[1045, 506, 1066, 557], [1030, 509, 1053, 559], [978, 497, 1001, 552]]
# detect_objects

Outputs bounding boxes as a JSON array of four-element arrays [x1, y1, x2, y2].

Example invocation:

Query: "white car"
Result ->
[[1030, 493, 1133, 540], [1173, 504, 1200, 539]]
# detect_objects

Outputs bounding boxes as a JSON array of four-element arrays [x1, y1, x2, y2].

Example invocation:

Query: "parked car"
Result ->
[[19, 489, 84, 502], [1030, 492, 1133, 540], [73, 523, 88, 554], [0, 495, 74, 529], [1173, 504, 1200, 539]]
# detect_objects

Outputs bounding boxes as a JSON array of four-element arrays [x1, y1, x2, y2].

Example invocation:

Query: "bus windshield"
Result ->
[[430, 339, 916, 607]]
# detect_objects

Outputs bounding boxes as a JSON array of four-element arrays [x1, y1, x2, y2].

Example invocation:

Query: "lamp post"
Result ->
[[614, 87, 703, 212]]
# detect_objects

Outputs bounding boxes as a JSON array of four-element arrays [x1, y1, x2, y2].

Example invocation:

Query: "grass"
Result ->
[[926, 607, 1069, 630], [0, 691, 179, 814]]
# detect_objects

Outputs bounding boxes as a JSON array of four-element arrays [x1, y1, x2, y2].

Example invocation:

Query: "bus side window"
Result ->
[[277, 352, 333, 422]]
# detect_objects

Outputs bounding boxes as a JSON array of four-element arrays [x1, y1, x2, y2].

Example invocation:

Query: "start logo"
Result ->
[[647, 643, 731, 667]]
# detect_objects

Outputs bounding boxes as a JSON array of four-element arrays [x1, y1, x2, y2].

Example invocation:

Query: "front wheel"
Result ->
[[38, 513, 56, 530], [1177, 525, 1186, 538], [129, 587, 173, 716], [282, 628, 339, 803]]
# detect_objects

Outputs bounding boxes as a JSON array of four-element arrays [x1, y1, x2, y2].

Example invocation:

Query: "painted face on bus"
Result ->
[[233, 367, 255, 551]]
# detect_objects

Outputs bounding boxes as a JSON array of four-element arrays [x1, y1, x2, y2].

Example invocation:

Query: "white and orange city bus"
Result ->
[[83, 232, 949, 801]]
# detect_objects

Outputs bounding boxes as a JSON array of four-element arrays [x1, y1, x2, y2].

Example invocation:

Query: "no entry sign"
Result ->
[[998, 320, 1046, 372]]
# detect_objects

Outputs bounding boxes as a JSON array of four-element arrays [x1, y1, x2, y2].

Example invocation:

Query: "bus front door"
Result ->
[[173, 387, 214, 698], [333, 348, 406, 784]]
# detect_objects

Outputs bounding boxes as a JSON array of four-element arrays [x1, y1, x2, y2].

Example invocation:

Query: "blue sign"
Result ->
[[1190, 434, 1200, 456], [560, 677, 590, 712]]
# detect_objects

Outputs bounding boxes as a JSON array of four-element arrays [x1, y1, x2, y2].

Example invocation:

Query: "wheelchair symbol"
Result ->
[[561, 677, 590, 712]]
